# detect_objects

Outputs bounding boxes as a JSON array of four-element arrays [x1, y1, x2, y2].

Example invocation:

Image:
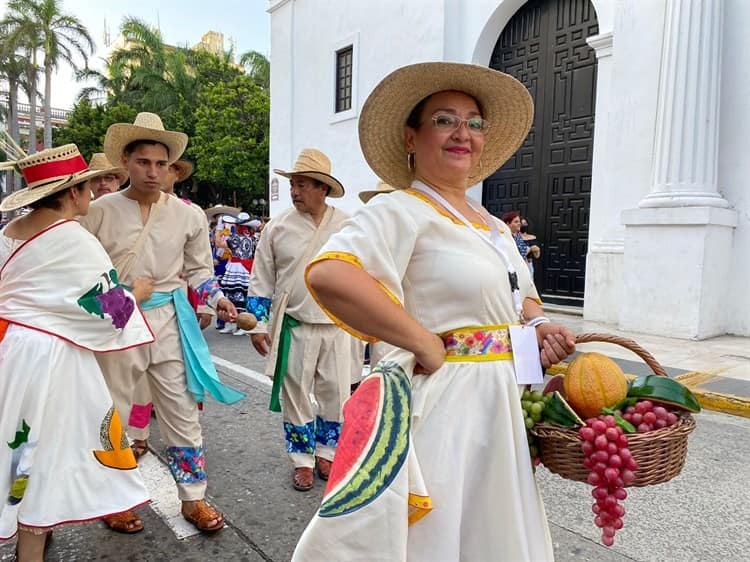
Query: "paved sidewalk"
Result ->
[[548, 311, 750, 418]]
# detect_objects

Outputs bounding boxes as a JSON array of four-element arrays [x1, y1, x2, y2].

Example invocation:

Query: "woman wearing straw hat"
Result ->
[[294, 63, 576, 560], [0, 144, 155, 558], [85, 153, 128, 199]]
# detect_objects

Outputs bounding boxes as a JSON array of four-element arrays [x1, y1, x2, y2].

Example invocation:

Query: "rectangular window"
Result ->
[[335, 46, 353, 113]]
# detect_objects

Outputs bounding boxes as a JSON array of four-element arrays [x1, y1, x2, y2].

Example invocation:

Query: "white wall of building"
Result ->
[[268, 0, 749, 337]]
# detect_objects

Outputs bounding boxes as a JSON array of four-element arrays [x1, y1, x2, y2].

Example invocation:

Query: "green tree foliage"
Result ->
[[191, 75, 269, 208], [52, 99, 137, 160]]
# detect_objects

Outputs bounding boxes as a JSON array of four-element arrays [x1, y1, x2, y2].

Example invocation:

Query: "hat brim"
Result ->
[[205, 205, 241, 218], [358, 62, 534, 189], [172, 160, 194, 182], [358, 186, 397, 204], [273, 169, 345, 198], [104, 123, 188, 166], [90, 166, 129, 185], [0, 168, 114, 212]]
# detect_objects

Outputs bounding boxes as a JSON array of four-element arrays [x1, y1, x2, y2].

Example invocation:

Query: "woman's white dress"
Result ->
[[293, 188, 554, 561], [0, 221, 152, 540]]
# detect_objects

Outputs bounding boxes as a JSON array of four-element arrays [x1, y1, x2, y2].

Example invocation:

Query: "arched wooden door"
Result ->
[[483, 0, 598, 307]]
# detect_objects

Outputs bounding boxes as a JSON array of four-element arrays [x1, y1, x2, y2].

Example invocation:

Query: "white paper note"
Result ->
[[509, 325, 544, 385]]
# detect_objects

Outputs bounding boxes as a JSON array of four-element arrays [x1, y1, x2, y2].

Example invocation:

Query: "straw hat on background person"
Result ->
[[171, 160, 194, 182], [88, 153, 128, 185], [358, 181, 396, 204], [205, 205, 241, 220], [0, 145, 118, 212], [358, 61, 534, 189], [104, 112, 188, 166], [273, 148, 345, 198]]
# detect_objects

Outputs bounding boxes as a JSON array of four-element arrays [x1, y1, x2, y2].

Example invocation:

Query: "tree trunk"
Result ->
[[27, 50, 38, 154], [8, 80, 22, 192], [44, 61, 52, 148]]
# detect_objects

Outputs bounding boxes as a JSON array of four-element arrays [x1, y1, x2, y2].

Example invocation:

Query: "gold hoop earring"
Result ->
[[407, 152, 415, 171]]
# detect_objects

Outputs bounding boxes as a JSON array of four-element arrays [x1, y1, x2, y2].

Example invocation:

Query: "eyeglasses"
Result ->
[[431, 114, 490, 135]]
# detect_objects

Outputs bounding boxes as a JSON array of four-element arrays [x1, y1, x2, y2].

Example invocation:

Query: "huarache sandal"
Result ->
[[315, 457, 332, 481], [130, 439, 149, 461], [181, 501, 225, 533], [293, 467, 314, 491], [103, 510, 144, 534]]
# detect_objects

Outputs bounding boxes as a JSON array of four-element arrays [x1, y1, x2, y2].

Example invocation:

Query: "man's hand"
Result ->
[[251, 333, 271, 356], [216, 298, 237, 323], [131, 277, 155, 303], [536, 322, 576, 368], [197, 313, 212, 330]]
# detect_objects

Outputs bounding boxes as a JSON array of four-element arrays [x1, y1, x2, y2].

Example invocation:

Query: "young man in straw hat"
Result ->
[[86, 153, 128, 199], [80, 112, 246, 533], [247, 148, 357, 492]]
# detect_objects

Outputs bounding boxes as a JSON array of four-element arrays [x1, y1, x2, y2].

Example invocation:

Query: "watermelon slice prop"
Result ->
[[319, 361, 411, 518]]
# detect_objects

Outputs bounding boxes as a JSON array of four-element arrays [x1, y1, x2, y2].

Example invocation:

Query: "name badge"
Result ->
[[509, 325, 544, 384]]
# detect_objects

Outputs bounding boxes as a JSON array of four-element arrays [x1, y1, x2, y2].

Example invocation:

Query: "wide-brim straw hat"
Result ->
[[88, 152, 128, 184], [0, 144, 116, 212], [171, 159, 194, 182], [205, 205, 241, 219], [104, 112, 188, 166], [358, 62, 534, 189], [273, 148, 345, 198], [358, 181, 396, 204]]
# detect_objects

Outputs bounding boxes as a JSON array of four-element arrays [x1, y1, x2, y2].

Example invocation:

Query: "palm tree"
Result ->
[[2, 2, 41, 153], [34, 0, 94, 148], [239, 50, 269, 90], [0, 50, 33, 191]]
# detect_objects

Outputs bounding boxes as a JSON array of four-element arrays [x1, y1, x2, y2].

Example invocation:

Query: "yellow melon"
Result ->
[[563, 352, 628, 418]]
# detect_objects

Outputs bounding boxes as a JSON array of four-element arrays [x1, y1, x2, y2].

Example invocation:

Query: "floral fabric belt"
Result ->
[[441, 324, 515, 362]]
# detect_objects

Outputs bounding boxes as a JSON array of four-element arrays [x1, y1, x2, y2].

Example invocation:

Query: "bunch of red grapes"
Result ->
[[620, 399, 680, 433], [579, 415, 639, 547]]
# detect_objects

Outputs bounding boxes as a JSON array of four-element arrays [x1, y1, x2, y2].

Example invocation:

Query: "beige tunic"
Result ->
[[80, 191, 218, 302], [248, 205, 350, 324]]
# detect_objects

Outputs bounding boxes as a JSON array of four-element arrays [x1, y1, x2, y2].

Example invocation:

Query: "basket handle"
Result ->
[[574, 333, 668, 377]]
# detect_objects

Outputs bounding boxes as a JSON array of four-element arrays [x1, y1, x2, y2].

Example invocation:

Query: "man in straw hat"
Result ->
[[86, 153, 128, 199], [80, 112, 246, 533], [247, 148, 357, 492]]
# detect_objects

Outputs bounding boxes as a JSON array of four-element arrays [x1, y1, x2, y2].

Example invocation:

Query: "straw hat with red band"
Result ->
[[104, 112, 188, 166], [0, 144, 117, 212]]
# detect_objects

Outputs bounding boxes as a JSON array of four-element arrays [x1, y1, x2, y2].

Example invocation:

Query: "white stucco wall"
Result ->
[[718, 0, 750, 336]]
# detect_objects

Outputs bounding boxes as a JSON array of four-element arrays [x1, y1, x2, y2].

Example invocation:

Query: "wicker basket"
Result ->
[[531, 333, 697, 487]]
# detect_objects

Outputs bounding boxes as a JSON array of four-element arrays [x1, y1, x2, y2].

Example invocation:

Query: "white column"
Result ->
[[620, 0, 737, 339], [640, 0, 728, 209]]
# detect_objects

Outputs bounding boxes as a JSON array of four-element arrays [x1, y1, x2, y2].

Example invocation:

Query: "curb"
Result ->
[[545, 364, 750, 419]]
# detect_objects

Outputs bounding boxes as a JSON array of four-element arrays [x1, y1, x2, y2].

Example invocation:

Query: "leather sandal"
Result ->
[[130, 439, 149, 461], [293, 467, 314, 491], [181, 501, 225, 533], [103, 510, 144, 534], [315, 457, 332, 481]]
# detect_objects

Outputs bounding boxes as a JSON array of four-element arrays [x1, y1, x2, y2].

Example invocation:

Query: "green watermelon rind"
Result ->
[[319, 361, 411, 518]]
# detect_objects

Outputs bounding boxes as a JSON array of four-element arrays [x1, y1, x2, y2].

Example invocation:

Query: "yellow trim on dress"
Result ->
[[408, 493, 433, 525], [304, 251, 402, 343], [405, 189, 495, 232]]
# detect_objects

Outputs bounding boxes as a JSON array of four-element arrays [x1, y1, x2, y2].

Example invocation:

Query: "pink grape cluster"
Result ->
[[620, 400, 679, 433], [579, 415, 638, 547]]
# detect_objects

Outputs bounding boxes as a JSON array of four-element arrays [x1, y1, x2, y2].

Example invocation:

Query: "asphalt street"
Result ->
[[2, 326, 749, 562]]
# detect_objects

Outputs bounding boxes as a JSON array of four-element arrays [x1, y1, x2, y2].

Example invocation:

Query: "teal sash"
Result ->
[[141, 290, 246, 405], [269, 314, 300, 412]]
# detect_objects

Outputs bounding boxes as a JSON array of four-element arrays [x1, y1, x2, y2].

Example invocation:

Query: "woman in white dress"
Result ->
[[293, 63, 576, 561], [0, 145, 154, 561]]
